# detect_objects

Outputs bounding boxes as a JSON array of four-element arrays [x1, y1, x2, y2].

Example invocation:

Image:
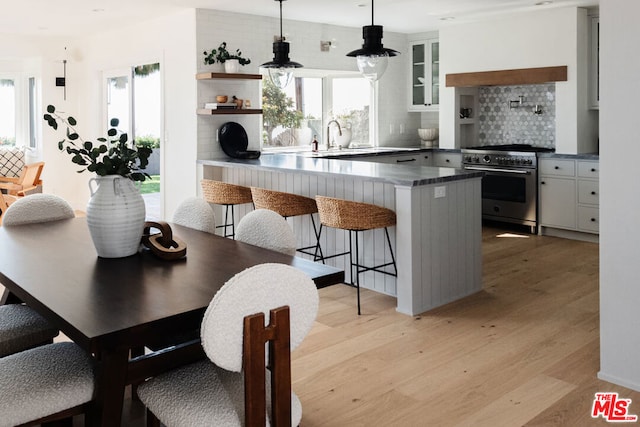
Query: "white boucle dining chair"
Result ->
[[0, 194, 75, 358], [235, 209, 297, 256], [0, 341, 95, 426], [1, 193, 75, 226], [172, 196, 217, 234], [137, 263, 320, 427]]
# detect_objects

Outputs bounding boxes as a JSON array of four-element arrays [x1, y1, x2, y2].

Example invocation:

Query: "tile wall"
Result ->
[[477, 83, 556, 148]]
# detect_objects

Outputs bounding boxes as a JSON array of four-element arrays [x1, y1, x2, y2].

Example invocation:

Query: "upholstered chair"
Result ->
[[138, 263, 320, 426], [0, 194, 75, 357], [235, 209, 297, 256], [0, 341, 95, 426], [172, 197, 216, 234]]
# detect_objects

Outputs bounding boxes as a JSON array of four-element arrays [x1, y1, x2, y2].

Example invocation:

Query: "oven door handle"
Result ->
[[464, 166, 532, 175]]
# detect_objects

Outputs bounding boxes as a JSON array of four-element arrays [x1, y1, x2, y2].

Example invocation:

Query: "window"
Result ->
[[0, 78, 16, 146], [261, 70, 373, 150]]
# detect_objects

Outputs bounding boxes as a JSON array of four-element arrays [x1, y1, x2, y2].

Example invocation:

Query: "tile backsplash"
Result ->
[[478, 84, 556, 149]]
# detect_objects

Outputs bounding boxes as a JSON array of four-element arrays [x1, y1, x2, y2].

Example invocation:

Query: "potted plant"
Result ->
[[43, 105, 151, 258], [203, 42, 251, 73]]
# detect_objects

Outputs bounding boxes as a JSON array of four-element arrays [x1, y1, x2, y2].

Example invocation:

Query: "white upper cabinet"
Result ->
[[408, 39, 439, 112]]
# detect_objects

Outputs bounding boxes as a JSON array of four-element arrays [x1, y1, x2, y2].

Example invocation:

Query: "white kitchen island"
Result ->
[[197, 154, 483, 316]]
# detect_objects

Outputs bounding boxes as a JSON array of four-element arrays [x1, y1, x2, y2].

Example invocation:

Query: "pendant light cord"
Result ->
[[371, 0, 375, 25], [279, 0, 284, 41]]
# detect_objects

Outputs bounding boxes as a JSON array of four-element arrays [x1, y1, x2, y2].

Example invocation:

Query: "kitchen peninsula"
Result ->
[[197, 153, 484, 316]]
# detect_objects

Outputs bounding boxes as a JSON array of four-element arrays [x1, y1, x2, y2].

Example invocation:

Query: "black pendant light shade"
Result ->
[[346, 25, 399, 58], [260, 0, 303, 88], [347, 0, 399, 82]]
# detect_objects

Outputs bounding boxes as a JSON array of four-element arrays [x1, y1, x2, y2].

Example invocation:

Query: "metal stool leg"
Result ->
[[353, 230, 361, 315], [310, 214, 325, 263]]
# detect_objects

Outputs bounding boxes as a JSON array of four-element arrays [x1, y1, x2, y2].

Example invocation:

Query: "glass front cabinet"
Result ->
[[409, 39, 439, 112]]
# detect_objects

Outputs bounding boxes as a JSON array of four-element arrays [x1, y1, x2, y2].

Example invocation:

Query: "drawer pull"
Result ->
[[396, 158, 416, 163]]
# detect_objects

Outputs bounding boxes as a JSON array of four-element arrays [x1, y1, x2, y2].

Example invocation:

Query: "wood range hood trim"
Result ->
[[445, 66, 568, 87]]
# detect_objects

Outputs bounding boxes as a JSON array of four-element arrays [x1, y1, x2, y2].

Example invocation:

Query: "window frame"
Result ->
[[260, 68, 376, 152]]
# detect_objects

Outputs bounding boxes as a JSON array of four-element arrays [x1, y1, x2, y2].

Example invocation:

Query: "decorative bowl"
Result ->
[[418, 128, 439, 142], [216, 95, 228, 103]]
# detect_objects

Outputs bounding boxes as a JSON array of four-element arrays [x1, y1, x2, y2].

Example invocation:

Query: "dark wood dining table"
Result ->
[[0, 217, 344, 426]]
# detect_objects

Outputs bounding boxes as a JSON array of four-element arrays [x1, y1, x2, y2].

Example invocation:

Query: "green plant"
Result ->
[[43, 105, 151, 182], [262, 77, 303, 145], [203, 42, 251, 65], [135, 135, 161, 149]]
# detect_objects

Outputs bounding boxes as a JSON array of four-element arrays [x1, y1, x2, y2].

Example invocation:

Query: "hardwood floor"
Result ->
[[87, 226, 638, 425]]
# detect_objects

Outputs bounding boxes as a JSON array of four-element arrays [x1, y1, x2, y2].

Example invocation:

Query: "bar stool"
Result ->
[[250, 187, 323, 261], [201, 180, 253, 239], [315, 196, 397, 315]]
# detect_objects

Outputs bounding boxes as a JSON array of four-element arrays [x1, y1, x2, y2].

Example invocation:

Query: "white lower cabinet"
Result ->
[[539, 158, 599, 235], [539, 176, 576, 229], [433, 152, 462, 168]]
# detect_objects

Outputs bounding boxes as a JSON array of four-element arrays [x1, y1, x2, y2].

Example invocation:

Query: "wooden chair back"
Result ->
[[244, 306, 292, 426]]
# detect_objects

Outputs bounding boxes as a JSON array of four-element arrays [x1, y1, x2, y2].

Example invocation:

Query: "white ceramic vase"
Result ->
[[224, 59, 240, 73], [86, 175, 146, 258]]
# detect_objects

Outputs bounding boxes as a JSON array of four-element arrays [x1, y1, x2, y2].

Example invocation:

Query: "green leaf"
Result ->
[[110, 118, 119, 127], [120, 134, 128, 143], [107, 129, 117, 137], [68, 116, 77, 126], [83, 141, 93, 150], [68, 133, 79, 140], [46, 105, 55, 113]]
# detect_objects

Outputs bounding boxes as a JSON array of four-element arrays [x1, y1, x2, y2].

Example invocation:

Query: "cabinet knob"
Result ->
[[591, 168, 596, 172], [591, 218, 596, 222], [445, 159, 450, 163], [541, 181, 546, 185], [591, 191, 596, 195], [554, 166, 559, 170]]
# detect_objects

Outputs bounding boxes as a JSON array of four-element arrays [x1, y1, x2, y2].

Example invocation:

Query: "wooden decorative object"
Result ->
[[445, 66, 568, 87], [141, 221, 187, 260]]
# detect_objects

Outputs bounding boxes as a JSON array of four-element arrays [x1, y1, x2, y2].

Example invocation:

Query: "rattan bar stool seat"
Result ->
[[251, 187, 324, 261], [201, 180, 253, 238], [315, 196, 398, 315]]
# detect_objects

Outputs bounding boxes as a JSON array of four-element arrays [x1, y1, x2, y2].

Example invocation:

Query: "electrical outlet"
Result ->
[[434, 186, 446, 198]]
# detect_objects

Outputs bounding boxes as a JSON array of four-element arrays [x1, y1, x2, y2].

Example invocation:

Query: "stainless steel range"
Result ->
[[462, 144, 554, 233]]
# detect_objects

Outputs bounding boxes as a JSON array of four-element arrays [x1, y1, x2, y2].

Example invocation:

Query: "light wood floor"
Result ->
[[107, 226, 639, 425]]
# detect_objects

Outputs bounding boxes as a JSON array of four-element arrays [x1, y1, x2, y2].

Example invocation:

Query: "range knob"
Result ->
[[482, 155, 491, 163]]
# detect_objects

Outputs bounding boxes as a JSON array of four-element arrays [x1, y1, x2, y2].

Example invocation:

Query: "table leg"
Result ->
[[89, 346, 130, 427]]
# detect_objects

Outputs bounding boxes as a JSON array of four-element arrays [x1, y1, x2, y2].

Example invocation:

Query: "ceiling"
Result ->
[[3, 0, 598, 37]]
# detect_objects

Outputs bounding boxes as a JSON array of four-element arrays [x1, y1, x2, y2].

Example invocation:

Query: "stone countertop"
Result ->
[[538, 152, 599, 160], [198, 153, 482, 187]]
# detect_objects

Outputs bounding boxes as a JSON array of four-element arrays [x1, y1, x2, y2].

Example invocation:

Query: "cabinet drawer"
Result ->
[[578, 161, 599, 178], [578, 206, 599, 233], [539, 159, 576, 177], [578, 180, 599, 205], [433, 153, 462, 168]]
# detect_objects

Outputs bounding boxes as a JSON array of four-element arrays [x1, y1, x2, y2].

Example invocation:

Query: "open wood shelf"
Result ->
[[196, 72, 263, 80], [197, 108, 263, 115]]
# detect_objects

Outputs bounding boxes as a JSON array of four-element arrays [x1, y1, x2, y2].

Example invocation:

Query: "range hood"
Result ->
[[446, 66, 567, 87]]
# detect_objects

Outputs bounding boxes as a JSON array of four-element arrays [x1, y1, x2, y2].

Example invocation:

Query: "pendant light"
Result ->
[[346, 0, 399, 82], [260, 0, 303, 89]]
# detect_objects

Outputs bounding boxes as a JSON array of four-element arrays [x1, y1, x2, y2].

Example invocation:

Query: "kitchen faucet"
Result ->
[[326, 120, 342, 149]]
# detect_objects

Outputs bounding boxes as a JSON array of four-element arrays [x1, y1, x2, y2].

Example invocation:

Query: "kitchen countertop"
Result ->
[[198, 153, 481, 187], [538, 152, 599, 160]]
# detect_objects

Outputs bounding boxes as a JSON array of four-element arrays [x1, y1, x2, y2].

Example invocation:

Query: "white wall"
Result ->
[[438, 7, 596, 154], [598, 0, 640, 392], [195, 9, 419, 159], [39, 10, 197, 218]]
